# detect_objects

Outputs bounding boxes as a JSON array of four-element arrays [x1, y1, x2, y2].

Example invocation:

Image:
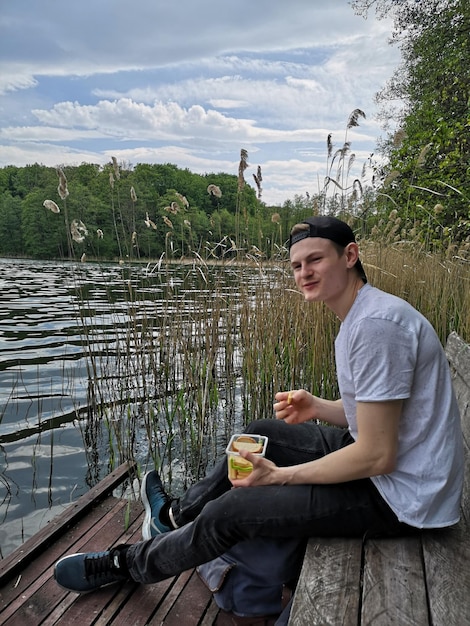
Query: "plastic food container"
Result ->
[[225, 434, 268, 480]]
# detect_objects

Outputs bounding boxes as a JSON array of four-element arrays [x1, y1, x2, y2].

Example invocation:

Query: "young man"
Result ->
[[55, 216, 464, 593]]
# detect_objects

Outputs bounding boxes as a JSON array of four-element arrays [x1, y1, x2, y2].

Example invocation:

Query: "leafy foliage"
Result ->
[[355, 0, 470, 247]]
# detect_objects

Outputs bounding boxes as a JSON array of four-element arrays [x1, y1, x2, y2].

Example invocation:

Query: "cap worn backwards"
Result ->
[[289, 216, 367, 283]]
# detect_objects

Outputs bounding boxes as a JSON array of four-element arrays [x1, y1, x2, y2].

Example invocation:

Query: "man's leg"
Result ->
[[127, 473, 407, 584], [171, 419, 353, 527]]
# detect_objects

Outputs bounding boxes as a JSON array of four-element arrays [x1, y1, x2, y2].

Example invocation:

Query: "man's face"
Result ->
[[289, 237, 350, 304]]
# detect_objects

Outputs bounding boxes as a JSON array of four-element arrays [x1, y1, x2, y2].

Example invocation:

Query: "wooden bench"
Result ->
[[288, 331, 470, 626]]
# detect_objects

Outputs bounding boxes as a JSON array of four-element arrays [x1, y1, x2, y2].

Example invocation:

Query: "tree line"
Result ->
[[0, 160, 296, 261], [1, 1, 469, 261]]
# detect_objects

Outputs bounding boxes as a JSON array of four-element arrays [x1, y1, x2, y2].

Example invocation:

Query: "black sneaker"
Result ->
[[54, 546, 129, 593], [141, 470, 172, 539]]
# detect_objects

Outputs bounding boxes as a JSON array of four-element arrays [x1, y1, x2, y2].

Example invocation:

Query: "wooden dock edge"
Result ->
[[0, 460, 137, 586]]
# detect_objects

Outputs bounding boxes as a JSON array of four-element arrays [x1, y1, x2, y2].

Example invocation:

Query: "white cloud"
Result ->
[[0, 0, 400, 204]]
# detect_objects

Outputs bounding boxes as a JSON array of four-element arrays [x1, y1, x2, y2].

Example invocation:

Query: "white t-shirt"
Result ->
[[335, 284, 464, 528]]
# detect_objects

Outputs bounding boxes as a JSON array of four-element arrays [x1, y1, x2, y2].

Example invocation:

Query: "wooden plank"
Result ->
[[107, 578, 178, 626], [159, 569, 213, 626], [446, 332, 470, 445], [0, 461, 137, 586], [199, 599, 222, 626], [0, 499, 143, 625], [148, 569, 195, 624], [0, 498, 129, 619], [288, 537, 362, 626], [361, 536, 428, 625], [422, 522, 470, 626]]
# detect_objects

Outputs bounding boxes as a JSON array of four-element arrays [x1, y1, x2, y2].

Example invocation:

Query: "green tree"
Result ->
[[0, 192, 23, 256], [353, 0, 470, 244]]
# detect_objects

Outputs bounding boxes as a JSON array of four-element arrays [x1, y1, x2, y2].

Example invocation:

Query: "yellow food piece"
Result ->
[[228, 456, 253, 479], [231, 436, 263, 453]]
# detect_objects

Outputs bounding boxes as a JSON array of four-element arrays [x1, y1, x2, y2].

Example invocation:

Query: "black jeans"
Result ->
[[127, 419, 412, 583]]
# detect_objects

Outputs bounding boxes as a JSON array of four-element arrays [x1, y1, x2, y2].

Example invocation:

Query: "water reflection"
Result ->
[[0, 257, 267, 558]]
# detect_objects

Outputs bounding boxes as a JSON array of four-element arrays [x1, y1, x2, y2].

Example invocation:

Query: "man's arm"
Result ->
[[234, 399, 402, 487], [274, 389, 348, 427]]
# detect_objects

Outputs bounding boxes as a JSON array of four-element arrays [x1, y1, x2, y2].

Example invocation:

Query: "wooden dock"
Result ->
[[288, 332, 470, 625], [0, 463, 278, 626]]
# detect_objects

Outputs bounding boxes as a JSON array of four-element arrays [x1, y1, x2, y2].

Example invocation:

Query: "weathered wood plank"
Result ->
[[107, 578, 178, 626], [361, 536, 428, 625], [148, 569, 195, 624], [0, 461, 137, 586], [0, 499, 143, 625], [0, 498, 130, 622], [422, 522, 470, 626], [288, 537, 362, 626], [199, 599, 223, 626], [158, 569, 213, 626]]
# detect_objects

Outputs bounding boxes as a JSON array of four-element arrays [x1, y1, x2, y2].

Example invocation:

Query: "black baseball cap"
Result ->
[[289, 216, 367, 283]]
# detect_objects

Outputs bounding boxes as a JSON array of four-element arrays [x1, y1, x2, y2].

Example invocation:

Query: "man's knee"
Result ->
[[245, 418, 285, 438]]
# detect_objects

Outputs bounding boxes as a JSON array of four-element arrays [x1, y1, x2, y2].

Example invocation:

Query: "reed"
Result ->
[[67, 129, 468, 489], [71, 210, 467, 491]]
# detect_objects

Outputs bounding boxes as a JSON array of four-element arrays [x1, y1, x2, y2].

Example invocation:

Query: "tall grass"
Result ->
[[57, 140, 470, 489], [74, 231, 468, 490]]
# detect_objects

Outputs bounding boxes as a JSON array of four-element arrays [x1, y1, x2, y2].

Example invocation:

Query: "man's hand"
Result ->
[[273, 389, 316, 424], [229, 450, 281, 487], [274, 390, 347, 426]]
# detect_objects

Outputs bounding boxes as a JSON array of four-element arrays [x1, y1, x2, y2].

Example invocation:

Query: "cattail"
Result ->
[[271, 213, 281, 224], [109, 172, 115, 189], [170, 201, 180, 214], [184, 220, 191, 228], [80, 253, 86, 263], [207, 184, 222, 198], [131, 231, 137, 245], [111, 156, 120, 180], [130, 186, 137, 202], [97, 229, 104, 239], [163, 216, 173, 229], [43, 199, 60, 213]]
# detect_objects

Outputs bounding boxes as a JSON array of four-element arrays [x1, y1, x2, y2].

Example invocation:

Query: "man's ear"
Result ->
[[345, 242, 360, 268]]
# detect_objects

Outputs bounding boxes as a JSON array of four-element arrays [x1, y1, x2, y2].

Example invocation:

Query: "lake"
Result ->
[[0, 257, 268, 558]]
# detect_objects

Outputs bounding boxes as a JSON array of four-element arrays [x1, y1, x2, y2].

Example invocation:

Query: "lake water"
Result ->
[[0, 257, 265, 558]]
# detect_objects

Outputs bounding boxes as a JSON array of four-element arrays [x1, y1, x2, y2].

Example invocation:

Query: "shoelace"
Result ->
[[84, 552, 120, 580]]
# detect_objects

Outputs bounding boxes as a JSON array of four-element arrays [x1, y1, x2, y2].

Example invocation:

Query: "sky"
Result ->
[[0, 0, 401, 206]]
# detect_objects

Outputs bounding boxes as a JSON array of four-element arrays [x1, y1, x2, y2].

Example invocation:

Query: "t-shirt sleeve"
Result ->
[[348, 317, 418, 402]]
